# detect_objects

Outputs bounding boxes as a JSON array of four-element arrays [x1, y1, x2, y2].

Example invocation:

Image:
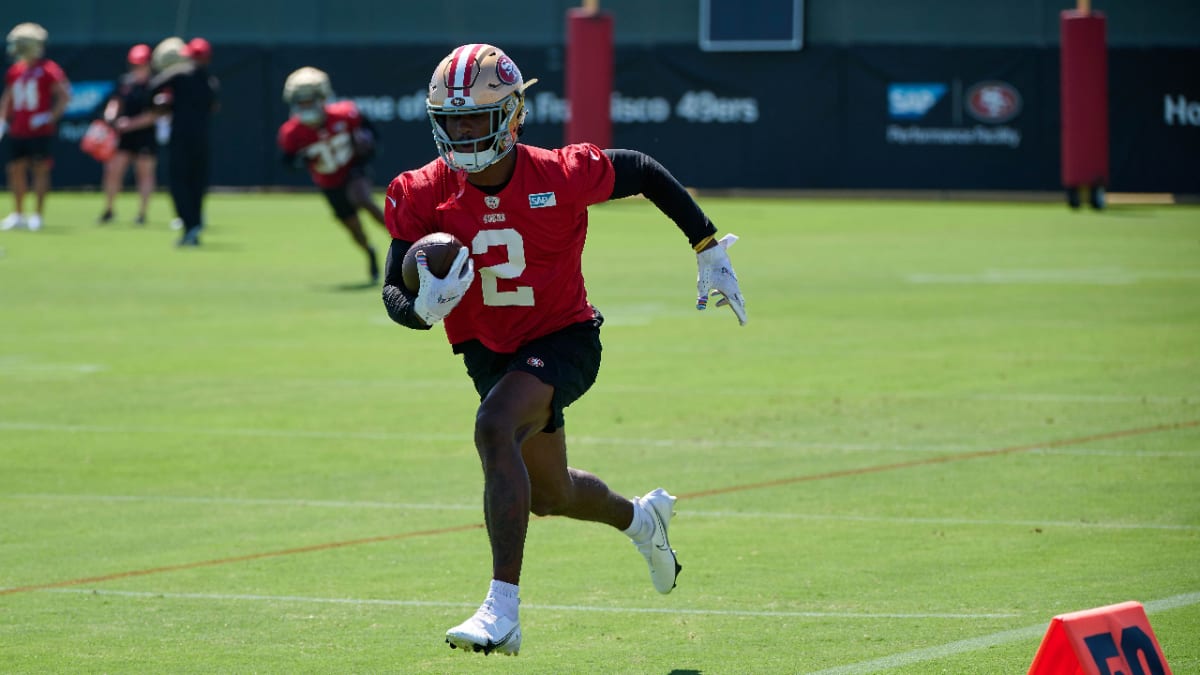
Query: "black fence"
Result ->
[[15, 43, 1200, 193]]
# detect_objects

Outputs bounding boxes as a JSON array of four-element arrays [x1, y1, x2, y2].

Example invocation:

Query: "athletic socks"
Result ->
[[622, 498, 655, 543], [486, 579, 520, 620]]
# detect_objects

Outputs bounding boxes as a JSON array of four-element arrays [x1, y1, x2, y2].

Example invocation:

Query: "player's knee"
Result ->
[[530, 485, 570, 517], [473, 410, 520, 465]]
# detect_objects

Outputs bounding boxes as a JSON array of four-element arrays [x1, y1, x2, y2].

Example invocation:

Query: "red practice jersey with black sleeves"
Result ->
[[386, 143, 616, 354], [4, 59, 68, 138], [277, 100, 365, 189]]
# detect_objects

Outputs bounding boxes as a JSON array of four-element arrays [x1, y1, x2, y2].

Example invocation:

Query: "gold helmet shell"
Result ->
[[426, 44, 538, 173], [283, 66, 333, 105], [6, 23, 47, 60], [152, 37, 189, 72]]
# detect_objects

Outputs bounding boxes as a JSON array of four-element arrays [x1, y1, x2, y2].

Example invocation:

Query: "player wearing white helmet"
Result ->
[[0, 22, 70, 232], [381, 43, 747, 656], [115, 36, 219, 246], [278, 66, 387, 283]]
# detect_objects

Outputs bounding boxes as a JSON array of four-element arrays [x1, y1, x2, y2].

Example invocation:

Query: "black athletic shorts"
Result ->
[[320, 166, 369, 219], [6, 135, 53, 161], [117, 128, 157, 155], [454, 311, 604, 433]]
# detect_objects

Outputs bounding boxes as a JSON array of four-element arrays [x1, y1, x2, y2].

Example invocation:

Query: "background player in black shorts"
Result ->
[[117, 37, 219, 247], [278, 67, 387, 283], [100, 43, 157, 225]]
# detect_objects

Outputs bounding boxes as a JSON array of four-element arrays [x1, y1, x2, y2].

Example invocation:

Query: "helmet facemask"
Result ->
[[291, 96, 327, 126], [426, 44, 536, 173], [429, 93, 526, 173]]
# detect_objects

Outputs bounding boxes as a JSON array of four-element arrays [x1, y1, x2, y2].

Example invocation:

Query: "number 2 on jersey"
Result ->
[[472, 228, 534, 307]]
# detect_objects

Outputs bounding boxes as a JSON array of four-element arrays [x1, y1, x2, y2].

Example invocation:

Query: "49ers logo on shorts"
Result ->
[[496, 56, 520, 85]]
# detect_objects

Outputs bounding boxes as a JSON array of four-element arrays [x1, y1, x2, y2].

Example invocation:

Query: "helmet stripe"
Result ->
[[447, 43, 486, 97]]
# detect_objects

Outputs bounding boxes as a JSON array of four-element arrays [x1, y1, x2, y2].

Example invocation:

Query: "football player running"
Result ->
[[381, 44, 746, 656], [0, 22, 70, 232], [278, 67, 386, 283]]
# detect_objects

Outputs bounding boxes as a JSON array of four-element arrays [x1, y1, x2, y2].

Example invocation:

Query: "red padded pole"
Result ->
[[565, 7, 614, 148], [1059, 10, 1109, 189]]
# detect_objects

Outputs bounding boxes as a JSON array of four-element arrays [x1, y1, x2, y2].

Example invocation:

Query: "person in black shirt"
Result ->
[[99, 44, 156, 225], [118, 37, 219, 247]]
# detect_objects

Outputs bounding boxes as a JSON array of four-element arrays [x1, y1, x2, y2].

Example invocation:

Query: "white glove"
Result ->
[[29, 112, 52, 129], [696, 233, 747, 325], [413, 246, 474, 326]]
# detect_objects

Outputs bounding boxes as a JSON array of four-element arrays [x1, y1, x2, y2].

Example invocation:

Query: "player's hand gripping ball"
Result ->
[[402, 232, 474, 326], [401, 232, 466, 292]]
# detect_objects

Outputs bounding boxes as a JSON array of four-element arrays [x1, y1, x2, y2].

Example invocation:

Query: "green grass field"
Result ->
[[2, 191, 1198, 674]]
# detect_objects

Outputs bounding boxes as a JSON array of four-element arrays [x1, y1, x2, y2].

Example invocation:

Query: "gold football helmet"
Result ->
[[283, 67, 333, 126], [426, 44, 538, 173], [152, 37, 189, 72], [6, 23, 47, 61]]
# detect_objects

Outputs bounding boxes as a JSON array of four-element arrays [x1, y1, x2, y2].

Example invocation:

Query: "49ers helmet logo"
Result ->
[[496, 55, 520, 86]]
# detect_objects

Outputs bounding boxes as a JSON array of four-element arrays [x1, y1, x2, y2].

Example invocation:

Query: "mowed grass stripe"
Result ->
[[41, 589, 1020, 620], [7, 495, 1197, 531], [2, 418, 1193, 597]]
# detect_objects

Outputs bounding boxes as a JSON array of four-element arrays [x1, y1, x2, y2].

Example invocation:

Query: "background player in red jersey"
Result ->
[[98, 44, 157, 226], [381, 43, 746, 656], [278, 67, 386, 283], [0, 23, 70, 232]]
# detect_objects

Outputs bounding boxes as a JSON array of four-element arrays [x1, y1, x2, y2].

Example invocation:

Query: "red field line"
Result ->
[[0, 523, 484, 597], [678, 419, 1200, 500], [4, 419, 1196, 597]]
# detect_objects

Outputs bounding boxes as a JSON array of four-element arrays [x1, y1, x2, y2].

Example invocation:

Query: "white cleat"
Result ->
[[445, 599, 521, 656], [634, 488, 682, 594], [26, 214, 42, 231], [1, 213, 24, 230]]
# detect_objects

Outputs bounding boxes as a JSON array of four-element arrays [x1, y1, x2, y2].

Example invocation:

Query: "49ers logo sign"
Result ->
[[966, 81, 1022, 123]]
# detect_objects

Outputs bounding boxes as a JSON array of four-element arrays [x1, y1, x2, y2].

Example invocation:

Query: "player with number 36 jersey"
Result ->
[[278, 98, 369, 189], [277, 67, 387, 282]]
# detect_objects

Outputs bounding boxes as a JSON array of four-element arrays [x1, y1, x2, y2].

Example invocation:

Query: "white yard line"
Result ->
[[7, 494, 1197, 531], [40, 588, 1018, 620], [0, 421, 1195, 455], [805, 591, 1200, 674]]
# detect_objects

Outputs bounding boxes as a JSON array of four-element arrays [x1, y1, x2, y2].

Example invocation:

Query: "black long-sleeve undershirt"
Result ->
[[604, 148, 717, 248], [382, 147, 717, 330]]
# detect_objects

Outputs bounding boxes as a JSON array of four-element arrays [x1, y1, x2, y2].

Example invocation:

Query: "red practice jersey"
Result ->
[[386, 143, 616, 353], [277, 100, 365, 189], [4, 59, 68, 138]]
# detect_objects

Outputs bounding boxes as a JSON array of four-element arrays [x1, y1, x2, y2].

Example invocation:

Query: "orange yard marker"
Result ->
[[1028, 601, 1172, 674]]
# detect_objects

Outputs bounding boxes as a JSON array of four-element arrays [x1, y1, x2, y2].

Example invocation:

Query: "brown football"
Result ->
[[401, 232, 465, 292]]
